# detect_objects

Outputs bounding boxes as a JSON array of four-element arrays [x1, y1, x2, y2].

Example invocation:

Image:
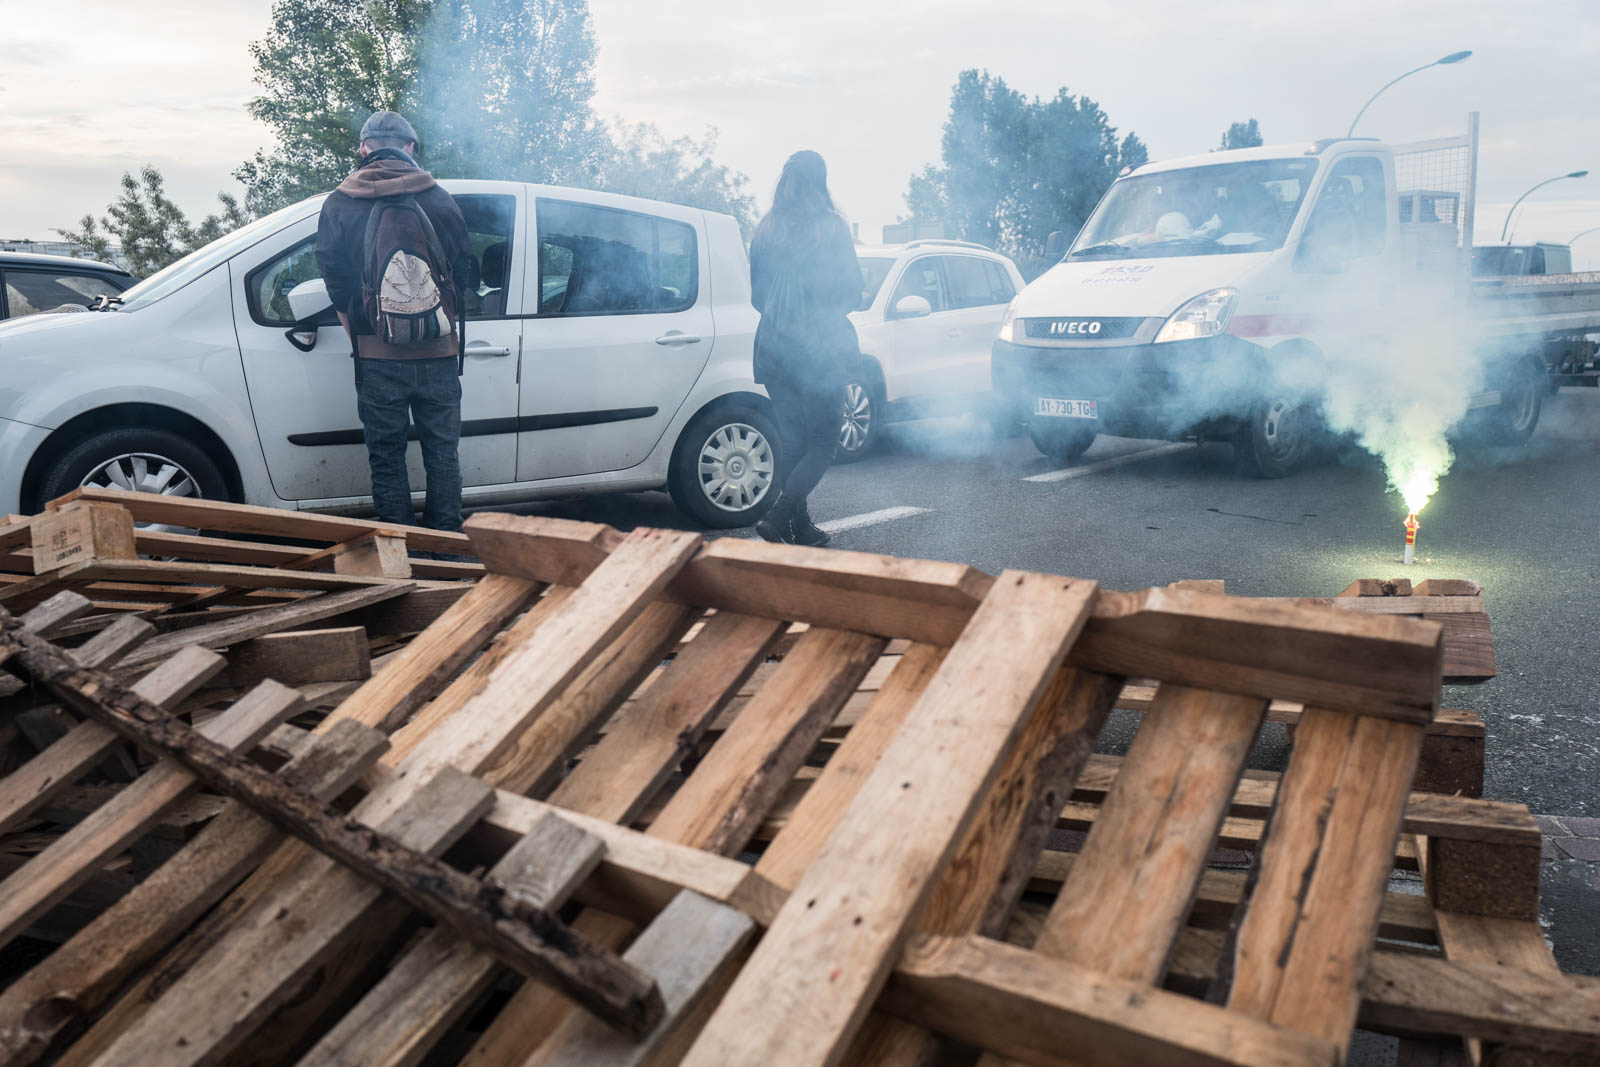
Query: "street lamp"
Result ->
[[1347, 51, 1472, 137], [1567, 225, 1600, 245], [1500, 171, 1591, 242]]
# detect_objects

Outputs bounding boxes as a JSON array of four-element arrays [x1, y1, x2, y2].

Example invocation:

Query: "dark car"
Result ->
[[1, 252, 135, 320]]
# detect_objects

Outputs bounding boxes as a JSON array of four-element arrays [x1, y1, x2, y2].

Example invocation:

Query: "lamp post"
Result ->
[[1567, 225, 1600, 245], [1347, 51, 1472, 137], [1501, 171, 1591, 242]]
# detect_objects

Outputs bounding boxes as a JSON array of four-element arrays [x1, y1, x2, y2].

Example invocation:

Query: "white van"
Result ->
[[0, 181, 779, 526]]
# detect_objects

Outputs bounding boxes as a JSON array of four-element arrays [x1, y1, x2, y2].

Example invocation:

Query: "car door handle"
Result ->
[[466, 342, 513, 357], [655, 332, 702, 346]]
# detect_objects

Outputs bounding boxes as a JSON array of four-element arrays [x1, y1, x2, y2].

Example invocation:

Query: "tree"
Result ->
[[902, 70, 1146, 276], [56, 166, 251, 278], [1218, 119, 1263, 151], [595, 122, 757, 237]]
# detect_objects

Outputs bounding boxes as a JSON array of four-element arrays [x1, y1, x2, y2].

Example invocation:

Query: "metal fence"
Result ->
[[1392, 111, 1479, 252]]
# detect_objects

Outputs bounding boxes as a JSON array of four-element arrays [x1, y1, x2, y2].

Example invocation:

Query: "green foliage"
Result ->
[[904, 70, 1147, 276], [1219, 119, 1264, 151], [595, 122, 757, 238], [55, 166, 252, 278]]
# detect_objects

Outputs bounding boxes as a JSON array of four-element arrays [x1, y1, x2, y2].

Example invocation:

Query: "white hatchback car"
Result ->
[[841, 240, 1026, 457], [0, 181, 783, 528]]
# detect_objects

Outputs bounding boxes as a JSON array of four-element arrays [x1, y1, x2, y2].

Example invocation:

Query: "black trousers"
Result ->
[[766, 373, 840, 509]]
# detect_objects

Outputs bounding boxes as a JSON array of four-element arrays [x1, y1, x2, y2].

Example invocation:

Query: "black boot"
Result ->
[[755, 498, 797, 544], [791, 501, 830, 548]]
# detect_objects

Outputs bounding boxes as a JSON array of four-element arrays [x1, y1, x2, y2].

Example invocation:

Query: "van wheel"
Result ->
[[33, 427, 229, 512], [834, 371, 884, 463], [1234, 397, 1320, 478], [1026, 418, 1096, 464], [1469, 358, 1543, 446], [668, 402, 782, 529]]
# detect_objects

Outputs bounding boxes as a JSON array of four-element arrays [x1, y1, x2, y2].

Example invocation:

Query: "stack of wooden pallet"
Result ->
[[0, 506, 1594, 1066]]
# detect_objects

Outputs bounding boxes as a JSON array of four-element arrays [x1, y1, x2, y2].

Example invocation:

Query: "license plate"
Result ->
[[1035, 397, 1098, 419]]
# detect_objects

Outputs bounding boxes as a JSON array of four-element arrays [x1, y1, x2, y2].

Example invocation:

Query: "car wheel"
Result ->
[[1233, 396, 1320, 478], [34, 426, 230, 512], [1468, 358, 1543, 446], [667, 401, 781, 529], [833, 371, 884, 463], [1026, 418, 1096, 464]]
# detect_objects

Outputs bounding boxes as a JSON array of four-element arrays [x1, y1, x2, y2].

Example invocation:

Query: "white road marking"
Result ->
[[1022, 442, 1195, 484], [818, 505, 933, 533]]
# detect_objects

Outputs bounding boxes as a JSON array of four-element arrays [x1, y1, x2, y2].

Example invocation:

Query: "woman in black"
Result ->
[[749, 150, 862, 547]]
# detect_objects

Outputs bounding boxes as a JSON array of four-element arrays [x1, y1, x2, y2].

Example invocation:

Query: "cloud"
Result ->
[[625, 67, 820, 102]]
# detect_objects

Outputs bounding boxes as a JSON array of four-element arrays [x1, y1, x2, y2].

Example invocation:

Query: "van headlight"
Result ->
[[1154, 288, 1237, 344], [997, 304, 1019, 343]]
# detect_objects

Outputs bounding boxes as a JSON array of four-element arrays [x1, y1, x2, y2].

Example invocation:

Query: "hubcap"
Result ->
[[1507, 369, 1538, 430], [697, 422, 775, 513], [840, 382, 872, 452], [81, 453, 201, 498], [1260, 400, 1302, 459]]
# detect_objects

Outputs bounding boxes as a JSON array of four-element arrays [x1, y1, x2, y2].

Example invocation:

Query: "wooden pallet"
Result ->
[[0, 512, 1593, 1066]]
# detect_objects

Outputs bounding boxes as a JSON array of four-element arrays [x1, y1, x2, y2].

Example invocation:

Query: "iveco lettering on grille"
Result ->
[[1048, 320, 1102, 335]]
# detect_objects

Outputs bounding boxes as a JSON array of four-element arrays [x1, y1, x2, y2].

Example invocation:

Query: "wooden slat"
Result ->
[[1430, 613, 1497, 679], [880, 932, 1339, 1067], [295, 812, 605, 1067], [0, 719, 390, 1067], [0, 559, 433, 613], [212, 627, 370, 688], [78, 769, 496, 1067], [1339, 578, 1413, 597], [645, 626, 886, 856], [1413, 579, 1483, 597], [1222, 709, 1425, 1049], [680, 570, 1097, 1067], [0, 679, 304, 949]]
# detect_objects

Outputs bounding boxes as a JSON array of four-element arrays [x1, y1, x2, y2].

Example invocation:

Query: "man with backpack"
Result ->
[[315, 110, 470, 532]]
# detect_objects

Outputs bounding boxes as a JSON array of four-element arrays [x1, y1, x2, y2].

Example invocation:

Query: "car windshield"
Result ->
[[1069, 159, 1317, 260], [858, 257, 894, 311], [116, 199, 322, 311], [1471, 247, 1531, 277]]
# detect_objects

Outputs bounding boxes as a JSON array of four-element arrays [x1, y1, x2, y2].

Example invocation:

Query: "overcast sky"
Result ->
[[4, 0, 1599, 264]]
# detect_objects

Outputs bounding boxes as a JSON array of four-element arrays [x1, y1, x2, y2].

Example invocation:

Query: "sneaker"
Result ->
[[791, 504, 830, 548]]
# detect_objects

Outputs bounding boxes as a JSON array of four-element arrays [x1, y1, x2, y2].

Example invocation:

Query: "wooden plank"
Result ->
[[325, 530, 413, 577], [525, 890, 758, 1067], [49, 485, 475, 556], [1222, 709, 1424, 1049], [18, 590, 96, 638], [214, 626, 371, 688], [1034, 686, 1266, 983], [679, 570, 1097, 1067], [757, 642, 947, 892], [29, 501, 136, 574], [296, 812, 605, 1067], [1426, 836, 1542, 920], [547, 610, 787, 823], [1414, 579, 1483, 597], [79, 768, 497, 1067], [1317, 594, 1485, 614], [1075, 586, 1443, 722], [1431, 613, 1497, 679], [0, 719, 390, 1067], [645, 626, 886, 857], [116, 582, 415, 671], [879, 932, 1339, 1067], [71, 613, 157, 665], [0, 645, 225, 835], [0, 678, 305, 949], [0, 559, 428, 612], [461, 510, 625, 587], [1339, 578, 1414, 597]]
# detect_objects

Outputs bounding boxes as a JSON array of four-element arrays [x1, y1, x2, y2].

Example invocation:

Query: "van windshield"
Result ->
[[116, 199, 321, 311], [1069, 159, 1317, 260]]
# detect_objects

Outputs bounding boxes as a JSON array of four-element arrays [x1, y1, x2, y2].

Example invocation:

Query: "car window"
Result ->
[[458, 194, 516, 318], [942, 256, 1002, 310], [1300, 156, 1387, 266], [537, 199, 697, 316], [858, 256, 895, 311], [3, 270, 126, 318], [889, 257, 944, 314], [984, 260, 1015, 304]]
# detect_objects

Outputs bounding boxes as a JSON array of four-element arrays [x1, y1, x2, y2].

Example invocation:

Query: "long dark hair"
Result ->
[[754, 150, 840, 247]]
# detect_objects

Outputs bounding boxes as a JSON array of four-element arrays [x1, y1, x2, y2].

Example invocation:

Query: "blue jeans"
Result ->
[[353, 356, 463, 532]]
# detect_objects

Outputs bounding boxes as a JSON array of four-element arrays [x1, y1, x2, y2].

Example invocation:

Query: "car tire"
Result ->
[[33, 426, 230, 512], [1026, 418, 1096, 464], [833, 370, 884, 463], [1233, 397, 1321, 479], [1467, 358, 1543, 446], [667, 401, 783, 529]]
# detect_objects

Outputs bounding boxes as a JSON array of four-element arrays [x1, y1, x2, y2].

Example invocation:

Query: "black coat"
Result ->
[[749, 212, 861, 389]]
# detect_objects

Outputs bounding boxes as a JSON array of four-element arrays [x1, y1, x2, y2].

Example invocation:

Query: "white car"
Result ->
[[0, 181, 782, 528], [841, 241, 1026, 458]]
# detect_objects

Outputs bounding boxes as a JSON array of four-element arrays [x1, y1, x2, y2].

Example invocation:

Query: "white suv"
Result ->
[[841, 240, 1026, 458], [0, 181, 781, 528]]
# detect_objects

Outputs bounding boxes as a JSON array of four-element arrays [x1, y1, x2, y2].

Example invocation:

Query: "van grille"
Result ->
[[1022, 317, 1144, 341]]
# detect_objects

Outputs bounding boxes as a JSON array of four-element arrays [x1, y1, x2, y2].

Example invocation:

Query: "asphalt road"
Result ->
[[497, 387, 1600, 993]]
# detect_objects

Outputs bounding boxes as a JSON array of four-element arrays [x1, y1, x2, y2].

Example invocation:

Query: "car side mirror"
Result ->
[[1044, 230, 1069, 259], [892, 294, 933, 318], [284, 278, 337, 351]]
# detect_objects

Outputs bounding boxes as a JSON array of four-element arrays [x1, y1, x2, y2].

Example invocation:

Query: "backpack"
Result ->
[[359, 195, 460, 353]]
